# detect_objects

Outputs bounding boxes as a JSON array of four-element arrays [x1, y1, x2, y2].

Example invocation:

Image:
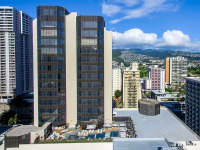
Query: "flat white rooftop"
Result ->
[[114, 138, 178, 150], [114, 108, 200, 141], [18, 143, 113, 150]]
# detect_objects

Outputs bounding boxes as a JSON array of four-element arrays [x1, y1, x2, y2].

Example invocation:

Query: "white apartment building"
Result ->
[[112, 68, 122, 96], [165, 56, 187, 86], [142, 78, 152, 90], [0, 7, 33, 112]]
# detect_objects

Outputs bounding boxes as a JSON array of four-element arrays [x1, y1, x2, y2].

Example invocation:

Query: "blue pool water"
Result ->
[[0, 126, 12, 135], [96, 133, 105, 139], [110, 131, 119, 137], [86, 134, 95, 139]]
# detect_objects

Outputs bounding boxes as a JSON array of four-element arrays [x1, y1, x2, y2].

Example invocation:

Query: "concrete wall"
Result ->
[[65, 13, 78, 128], [104, 29, 112, 124], [33, 19, 38, 127], [18, 143, 113, 150], [7, 148, 19, 150]]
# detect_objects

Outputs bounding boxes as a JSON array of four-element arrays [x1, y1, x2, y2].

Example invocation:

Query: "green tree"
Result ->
[[187, 66, 200, 77], [145, 92, 151, 98], [114, 90, 121, 98], [138, 64, 148, 78], [8, 114, 19, 125]]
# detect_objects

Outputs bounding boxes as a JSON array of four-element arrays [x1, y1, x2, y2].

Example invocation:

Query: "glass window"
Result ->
[[81, 30, 97, 37], [81, 39, 97, 46], [40, 21, 64, 28], [41, 29, 57, 36], [98, 22, 104, 28], [57, 10, 64, 16], [81, 21, 97, 28], [41, 39, 57, 45], [81, 47, 97, 54], [40, 9, 57, 16], [41, 48, 57, 54]]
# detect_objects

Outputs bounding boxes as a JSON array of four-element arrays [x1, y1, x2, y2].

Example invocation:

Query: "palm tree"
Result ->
[[8, 114, 19, 125]]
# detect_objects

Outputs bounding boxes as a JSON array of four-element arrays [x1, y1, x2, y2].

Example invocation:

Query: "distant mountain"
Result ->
[[112, 49, 200, 62]]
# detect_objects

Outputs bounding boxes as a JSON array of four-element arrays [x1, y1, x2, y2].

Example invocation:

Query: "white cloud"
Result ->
[[158, 30, 191, 47], [112, 29, 200, 50], [102, 2, 121, 17], [102, 0, 179, 24], [112, 28, 158, 48]]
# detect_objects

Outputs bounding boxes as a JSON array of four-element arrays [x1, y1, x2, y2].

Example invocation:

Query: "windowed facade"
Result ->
[[77, 16, 105, 127], [37, 6, 69, 126], [34, 7, 112, 128], [0, 7, 33, 106], [185, 78, 200, 135]]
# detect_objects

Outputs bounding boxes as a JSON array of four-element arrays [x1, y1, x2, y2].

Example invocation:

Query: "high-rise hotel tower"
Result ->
[[33, 6, 112, 128], [0, 7, 33, 112]]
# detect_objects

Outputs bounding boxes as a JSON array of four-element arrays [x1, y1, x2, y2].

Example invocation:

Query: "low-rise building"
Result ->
[[141, 78, 151, 91], [5, 122, 52, 149], [151, 90, 166, 99]]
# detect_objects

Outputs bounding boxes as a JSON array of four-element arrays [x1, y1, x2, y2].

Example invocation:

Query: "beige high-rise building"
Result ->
[[33, 6, 112, 128], [123, 63, 141, 108], [165, 57, 187, 86]]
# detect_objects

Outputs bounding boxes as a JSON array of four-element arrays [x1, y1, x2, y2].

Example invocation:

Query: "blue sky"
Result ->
[[1, 0, 200, 50]]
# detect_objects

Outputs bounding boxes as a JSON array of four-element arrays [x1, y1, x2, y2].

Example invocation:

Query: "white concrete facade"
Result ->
[[65, 13, 78, 128], [104, 29, 112, 124], [13, 143, 113, 150], [112, 68, 122, 96], [160, 69, 165, 92], [142, 78, 151, 90], [165, 57, 187, 85], [0, 7, 33, 113], [33, 19, 38, 127]]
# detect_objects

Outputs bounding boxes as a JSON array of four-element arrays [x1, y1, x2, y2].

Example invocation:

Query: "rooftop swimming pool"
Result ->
[[96, 133, 105, 139], [110, 131, 119, 137], [86, 134, 95, 139]]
